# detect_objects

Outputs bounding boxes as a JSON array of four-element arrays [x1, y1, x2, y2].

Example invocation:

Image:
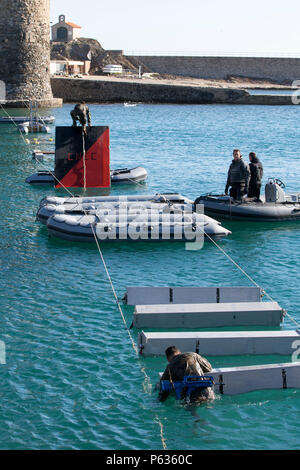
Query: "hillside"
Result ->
[[50, 38, 147, 74]]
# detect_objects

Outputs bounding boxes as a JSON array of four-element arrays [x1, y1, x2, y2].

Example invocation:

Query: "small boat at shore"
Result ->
[[26, 166, 148, 185], [19, 121, 50, 134], [197, 180, 300, 221]]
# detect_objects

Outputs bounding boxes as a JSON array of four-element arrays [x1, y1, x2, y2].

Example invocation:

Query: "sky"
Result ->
[[51, 0, 300, 56]]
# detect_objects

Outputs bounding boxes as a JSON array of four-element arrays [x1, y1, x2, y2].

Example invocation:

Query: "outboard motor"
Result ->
[[265, 179, 286, 203]]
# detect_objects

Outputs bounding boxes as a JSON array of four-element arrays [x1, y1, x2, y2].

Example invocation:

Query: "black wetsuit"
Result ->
[[248, 157, 263, 199]]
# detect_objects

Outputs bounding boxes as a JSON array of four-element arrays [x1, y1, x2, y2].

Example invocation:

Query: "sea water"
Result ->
[[0, 103, 299, 450]]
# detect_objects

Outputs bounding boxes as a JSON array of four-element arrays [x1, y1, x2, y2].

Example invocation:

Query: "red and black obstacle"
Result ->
[[54, 126, 110, 188]]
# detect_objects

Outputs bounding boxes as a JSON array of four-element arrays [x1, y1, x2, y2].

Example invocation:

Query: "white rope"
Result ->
[[82, 131, 87, 191], [198, 227, 300, 329], [1, 105, 167, 446], [0, 102, 30, 147]]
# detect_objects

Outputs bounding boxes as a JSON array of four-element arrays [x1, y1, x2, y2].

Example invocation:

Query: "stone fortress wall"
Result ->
[[126, 55, 300, 83], [0, 0, 54, 102]]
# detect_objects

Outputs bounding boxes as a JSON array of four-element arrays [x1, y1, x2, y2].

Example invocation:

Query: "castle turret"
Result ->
[[0, 0, 61, 106]]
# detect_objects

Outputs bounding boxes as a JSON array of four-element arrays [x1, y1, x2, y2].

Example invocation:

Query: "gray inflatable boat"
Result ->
[[197, 180, 300, 221], [26, 166, 148, 185]]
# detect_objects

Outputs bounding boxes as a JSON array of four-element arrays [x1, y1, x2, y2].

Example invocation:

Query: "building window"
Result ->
[[57, 27, 68, 41]]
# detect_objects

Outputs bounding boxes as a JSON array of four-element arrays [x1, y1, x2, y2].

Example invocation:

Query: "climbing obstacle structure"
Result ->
[[55, 126, 110, 188]]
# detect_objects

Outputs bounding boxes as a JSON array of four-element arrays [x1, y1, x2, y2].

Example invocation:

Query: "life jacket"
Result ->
[[160, 375, 214, 400]]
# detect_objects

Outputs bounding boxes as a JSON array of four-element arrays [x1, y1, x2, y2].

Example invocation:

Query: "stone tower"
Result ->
[[0, 0, 60, 106]]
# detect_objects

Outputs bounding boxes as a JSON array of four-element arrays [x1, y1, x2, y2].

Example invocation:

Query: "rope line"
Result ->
[[82, 131, 87, 191], [7, 102, 299, 445], [17, 118, 167, 447], [197, 226, 300, 329]]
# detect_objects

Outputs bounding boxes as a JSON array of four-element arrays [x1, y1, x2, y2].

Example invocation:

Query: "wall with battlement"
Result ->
[[126, 56, 300, 83]]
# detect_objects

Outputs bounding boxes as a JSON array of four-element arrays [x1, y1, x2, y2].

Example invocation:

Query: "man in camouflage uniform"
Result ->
[[225, 149, 250, 201], [159, 346, 215, 403], [70, 101, 92, 135]]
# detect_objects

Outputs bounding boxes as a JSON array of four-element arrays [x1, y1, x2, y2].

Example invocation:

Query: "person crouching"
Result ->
[[158, 346, 215, 403]]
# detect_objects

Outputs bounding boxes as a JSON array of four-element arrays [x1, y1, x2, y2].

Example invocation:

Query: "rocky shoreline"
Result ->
[[51, 76, 296, 106]]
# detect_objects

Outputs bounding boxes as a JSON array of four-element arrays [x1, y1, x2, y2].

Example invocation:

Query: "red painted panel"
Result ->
[[55, 126, 110, 188]]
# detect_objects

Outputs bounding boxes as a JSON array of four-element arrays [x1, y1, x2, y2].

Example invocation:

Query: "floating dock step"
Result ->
[[124, 286, 261, 305], [133, 301, 284, 328], [159, 362, 300, 395], [139, 330, 300, 356]]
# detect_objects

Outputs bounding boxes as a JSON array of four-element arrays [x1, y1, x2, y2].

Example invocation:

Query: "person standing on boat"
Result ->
[[70, 101, 92, 135], [225, 149, 250, 201], [248, 152, 263, 199], [158, 346, 215, 403]]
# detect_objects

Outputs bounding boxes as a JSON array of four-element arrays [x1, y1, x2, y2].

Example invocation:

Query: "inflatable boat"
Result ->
[[39, 193, 193, 208], [197, 180, 300, 221], [0, 116, 55, 124], [45, 211, 231, 242], [37, 193, 194, 224], [26, 166, 148, 185], [37, 201, 204, 225]]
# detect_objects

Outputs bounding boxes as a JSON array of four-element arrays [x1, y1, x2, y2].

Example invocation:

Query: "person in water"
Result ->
[[225, 149, 250, 201], [248, 152, 263, 199], [70, 101, 92, 134], [158, 346, 215, 403]]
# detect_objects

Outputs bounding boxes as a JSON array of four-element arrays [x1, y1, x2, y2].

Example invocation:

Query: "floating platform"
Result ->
[[159, 362, 300, 395], [124, 286, 262, 305], [139, 330, 300, 356], [133, 301, 284, 328]]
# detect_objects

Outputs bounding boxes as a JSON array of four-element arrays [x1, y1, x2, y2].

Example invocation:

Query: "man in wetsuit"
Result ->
[[225, 149, 250, 201], [158, 346, 215, 403], [248, 152, 263, 199], [70, 101, 92, 135]]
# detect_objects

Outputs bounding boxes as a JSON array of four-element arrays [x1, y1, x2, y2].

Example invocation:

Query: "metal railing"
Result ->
[[125, 50, 300, 58]]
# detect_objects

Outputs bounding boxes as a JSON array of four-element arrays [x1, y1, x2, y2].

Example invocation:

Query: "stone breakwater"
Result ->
[[51, 78, 296, 105]]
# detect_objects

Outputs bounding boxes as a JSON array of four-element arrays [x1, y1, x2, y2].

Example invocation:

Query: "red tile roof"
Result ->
[[66, 22, 81, 29]]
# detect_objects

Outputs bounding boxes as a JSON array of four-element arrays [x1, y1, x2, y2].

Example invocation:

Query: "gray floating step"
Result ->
[[159, 362, 300, 395], [139, 330, 300, 356], [133, 301, 284, 329], [124, 286, 261, 305]]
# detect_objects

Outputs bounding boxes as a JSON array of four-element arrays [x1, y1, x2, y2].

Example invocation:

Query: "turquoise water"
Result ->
[[0, 103, 300, 450], [247, 89, 295, 95]]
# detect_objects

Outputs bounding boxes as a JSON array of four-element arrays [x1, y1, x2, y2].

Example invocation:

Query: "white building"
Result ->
[[51, 15, 81, 42], [102, 64, 123, 74]]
